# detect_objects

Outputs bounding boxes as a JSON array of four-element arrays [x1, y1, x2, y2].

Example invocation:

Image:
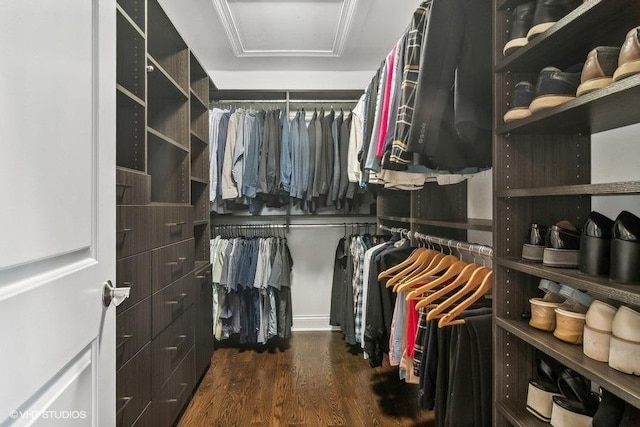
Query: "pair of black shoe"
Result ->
[[526, 358, 598, 424], [581, 211, 640, 284], [523, 211, 640, 283], [593, 388, 640, 427], [523, 220, 581, 268], [502, 0, 582, 57]]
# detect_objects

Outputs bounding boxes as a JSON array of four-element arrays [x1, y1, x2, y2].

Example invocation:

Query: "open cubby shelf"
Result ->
[[117, 0, 145, 33], [117, 9, 145, 100], [190, 52, 209, 105], [147, 67, 189, 148], [497, 181, 640, 198], [147, 130, 189, 204], [117, 90, 146, 172], [147, 0, 188, 92]]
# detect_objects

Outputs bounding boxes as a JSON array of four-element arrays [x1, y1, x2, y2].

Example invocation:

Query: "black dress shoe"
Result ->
[[504, 81, 536, 123], [503, 1, 536, 56], [611, 211, 640, 283], [527, 0, 582, 41], [529, 64, 583, 113], [523, 223, 548, 262], [592, 388, 625, 427], [543, 221, 581, 268], [579, 211, 614, 276]]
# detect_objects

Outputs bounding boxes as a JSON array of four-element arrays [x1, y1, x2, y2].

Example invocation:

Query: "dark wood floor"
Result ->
[[178, 331, 435, 427]]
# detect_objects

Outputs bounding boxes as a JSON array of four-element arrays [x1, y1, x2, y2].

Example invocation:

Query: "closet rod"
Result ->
[[379, 225, 494, 258], [212, 99, 359, 104], [213, 222, 377, 232]]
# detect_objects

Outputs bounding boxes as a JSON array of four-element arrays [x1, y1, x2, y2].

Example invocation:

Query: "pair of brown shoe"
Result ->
[[577, 26, 640, 96]]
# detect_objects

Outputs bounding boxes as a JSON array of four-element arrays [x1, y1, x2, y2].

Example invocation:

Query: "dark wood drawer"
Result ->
[[117, 206, 151, 259], [151, 347, 195, 427], [116, 298, 151, 370], [151, 239, 195, 293], [194, 266, 214, 379], [152, 307, 194, 391], [116, 251, 152, 314], [117, 167, 151, 205], [150, 206, 193, 248], [131, 402, 153, 427], [116, 342, 151, 427], [152, 272, 195, 338]]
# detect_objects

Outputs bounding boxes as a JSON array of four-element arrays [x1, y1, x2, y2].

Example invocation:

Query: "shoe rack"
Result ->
[[116, 0, 214, 425], [493, 0, 640, 425]]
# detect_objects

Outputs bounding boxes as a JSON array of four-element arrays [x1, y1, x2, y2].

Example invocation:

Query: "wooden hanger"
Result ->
[[385, 248, 439, 289], [426, 266, 492, 321], [394, 254, 458, 293], [413, 262, 482, 309], [438, 271, 493, 327], [378, 246, 425, 281], [406, 260, 474, 301]]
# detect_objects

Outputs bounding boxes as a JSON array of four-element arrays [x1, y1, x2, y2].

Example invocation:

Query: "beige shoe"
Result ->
[[530, 298, 563, 331], [554, 307, 586, 344], [583, 300, 617, 362], [613, 27, 640, 82], [609, 306, 640, 375], [527, 380, 561, 422]]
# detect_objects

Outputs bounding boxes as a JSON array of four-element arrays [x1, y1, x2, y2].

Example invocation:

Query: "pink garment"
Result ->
[[375, 44, 397, 158], [405, 299, 419, 358]]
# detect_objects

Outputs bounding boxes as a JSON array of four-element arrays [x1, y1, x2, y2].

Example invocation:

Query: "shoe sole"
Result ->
[[526, 382, 560, 422], [583, 324, 611, 362], [543, 248, 580, 268], [503, 37, 528, 56], [613, 60, 640, 82], [549, 400, 593, 427], [527, 22, 556, 41], [529, 95, 575, 113], [504, 107, 532, 123], [522, 244, 544, 262], [576, 77, 613, 97], [609, 333, 640, 375]]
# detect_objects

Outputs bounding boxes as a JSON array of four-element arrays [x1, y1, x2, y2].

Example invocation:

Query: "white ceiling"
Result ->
[[158, 0, 420, 89]]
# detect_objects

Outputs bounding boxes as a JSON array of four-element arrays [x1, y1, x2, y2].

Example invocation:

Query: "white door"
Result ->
[[0, 0, 116, 426]]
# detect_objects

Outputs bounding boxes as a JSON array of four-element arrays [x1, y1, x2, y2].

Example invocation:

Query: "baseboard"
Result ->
[[291, 315, 340, 332]]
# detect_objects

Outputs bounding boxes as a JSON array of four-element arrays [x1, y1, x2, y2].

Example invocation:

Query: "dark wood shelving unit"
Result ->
[[496, 318, 640, 408], [493, 1, 640, 425], [116, 1, 213, 424]]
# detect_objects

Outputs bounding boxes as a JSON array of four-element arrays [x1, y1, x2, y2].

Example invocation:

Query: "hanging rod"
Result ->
[[212, 99, 359, 104], [379, 225, 493, 258], [215, 222, 376, 229]]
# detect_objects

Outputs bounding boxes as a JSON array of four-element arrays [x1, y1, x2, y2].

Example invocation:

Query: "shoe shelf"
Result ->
[[497, 73, 640, 135], [496, 181, 640, 198], [495, 400, 547, 427], [496, 257, 640, 306], [496, 0, 640, 73], [147, 55, 189, 100], [496, 317, 640, 408], [190, 88, 208, 111]]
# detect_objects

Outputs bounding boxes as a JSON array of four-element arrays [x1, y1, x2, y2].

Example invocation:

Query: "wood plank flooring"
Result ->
[[178, 332, 435, 427]]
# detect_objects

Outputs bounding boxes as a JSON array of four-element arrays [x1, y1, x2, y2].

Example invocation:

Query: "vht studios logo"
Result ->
[[9, 410, 87, 420]]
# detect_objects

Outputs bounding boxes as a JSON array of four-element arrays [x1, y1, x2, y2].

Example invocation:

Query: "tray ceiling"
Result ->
[[213, 0, 358, 57]]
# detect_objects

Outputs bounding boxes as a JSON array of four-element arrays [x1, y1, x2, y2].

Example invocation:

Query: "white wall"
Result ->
[[591, 123, 640, 218]]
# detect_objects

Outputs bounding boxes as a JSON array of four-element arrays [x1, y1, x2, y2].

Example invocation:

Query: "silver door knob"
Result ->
[[103, 280, 131, 308]]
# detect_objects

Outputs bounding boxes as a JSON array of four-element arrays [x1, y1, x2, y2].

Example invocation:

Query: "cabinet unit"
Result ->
[[493, 1, 640, 425], [116, 0, 213, 425]]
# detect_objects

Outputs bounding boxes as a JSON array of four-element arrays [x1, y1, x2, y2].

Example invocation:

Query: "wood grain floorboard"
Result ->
[[178, 332, 435, 427]]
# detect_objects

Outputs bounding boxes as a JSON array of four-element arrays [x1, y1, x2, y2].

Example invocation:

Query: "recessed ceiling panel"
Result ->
[[213, 0, 358, 57]]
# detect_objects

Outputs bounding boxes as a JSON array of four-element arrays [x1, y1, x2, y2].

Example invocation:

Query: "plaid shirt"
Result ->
[[352, 236, 368, 343], [388, 2, 432, 166]]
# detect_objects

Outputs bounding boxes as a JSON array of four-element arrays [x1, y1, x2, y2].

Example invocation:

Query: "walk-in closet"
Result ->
[[3, 0, 640, 426]]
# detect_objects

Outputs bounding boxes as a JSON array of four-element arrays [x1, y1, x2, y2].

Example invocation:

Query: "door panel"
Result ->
[[0, 0, 116, 425]]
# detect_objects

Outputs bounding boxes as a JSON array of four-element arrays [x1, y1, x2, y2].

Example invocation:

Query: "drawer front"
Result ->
[[150, 206, 193, 248], [116, 251, 152, 314], [116, 342, 152, 427], [117, 206, 151, 259], [152, 307, 194, 391], [152, 271, 196, 337], [194, 267, 214, 378], [151, 347, 195, 427], [116, 168, 150, 205], [151, 239, 195, 293], [116, 298, 152, 369], [131, 402, 153, 427]]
